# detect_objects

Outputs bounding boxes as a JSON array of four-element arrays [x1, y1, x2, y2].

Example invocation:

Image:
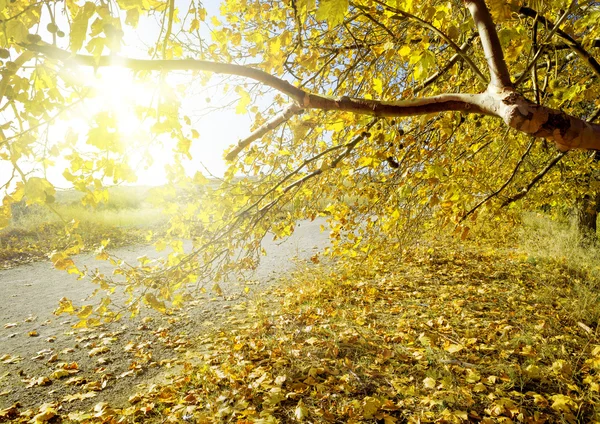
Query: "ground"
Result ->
[[1, 217, 600, 423], [0, 219, 329, 420]]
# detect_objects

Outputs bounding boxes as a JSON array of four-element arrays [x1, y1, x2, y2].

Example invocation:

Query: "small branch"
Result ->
[[414, 33, 478, 94], [225, 103, 304, 161], [501, 152, 566, 207], [464, 0, 512, 89], [162, 0, 175, 59], [515, 5, 575, 87], [370, 0, 488, 86], [257, 120, 378, 215], [519, 5, 600, 79], [531, 15, 540, 104], [461, 139, 535, 222]]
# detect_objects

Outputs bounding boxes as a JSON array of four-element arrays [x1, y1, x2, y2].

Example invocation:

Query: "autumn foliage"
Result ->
[[1, 0, 600, 421]]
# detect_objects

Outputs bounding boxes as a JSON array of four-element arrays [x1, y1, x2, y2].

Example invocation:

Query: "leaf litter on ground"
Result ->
[[2, 238, 600, 422]]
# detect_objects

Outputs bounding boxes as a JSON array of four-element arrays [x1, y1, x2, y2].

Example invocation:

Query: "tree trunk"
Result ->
[[577, 192, 600, 241]]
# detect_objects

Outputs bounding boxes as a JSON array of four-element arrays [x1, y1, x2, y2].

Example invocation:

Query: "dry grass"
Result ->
[[517, 212, 600, 327], [0, 187, 167, 268]]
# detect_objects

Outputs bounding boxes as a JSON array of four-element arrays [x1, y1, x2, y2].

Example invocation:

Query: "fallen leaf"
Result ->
[[295, 400, 308, 421], [445, 343, 464, 353], [423, 377, 436, 389], [88, 346, 109, 357]]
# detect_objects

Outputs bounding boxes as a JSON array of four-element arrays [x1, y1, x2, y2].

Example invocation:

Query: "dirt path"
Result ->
[[0, 219, 329, 416]]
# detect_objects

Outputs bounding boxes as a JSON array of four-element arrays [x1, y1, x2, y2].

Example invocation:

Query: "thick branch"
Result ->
[[24, 43, 308, 101], [500, 92, 600, 150], [225, 103, 303, 161], [22, 43, 491, 117], [22, 43, 600, 151], [465, 0, 512, 89]]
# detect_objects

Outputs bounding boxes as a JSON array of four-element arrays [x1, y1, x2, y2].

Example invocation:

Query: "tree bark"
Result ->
[[577, 192, 600, 241]]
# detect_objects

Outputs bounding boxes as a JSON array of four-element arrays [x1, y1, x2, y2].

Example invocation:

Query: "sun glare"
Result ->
[[52, 67, 252, 188], [88, 68, 152, 136], [58, 67, 174, 186]]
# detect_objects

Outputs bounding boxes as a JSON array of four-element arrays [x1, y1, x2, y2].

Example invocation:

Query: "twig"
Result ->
[[501, 151, 566, 207], [462, 139, 535, 221], [225, 103, 304, 161], [414, 33, 478, 94]]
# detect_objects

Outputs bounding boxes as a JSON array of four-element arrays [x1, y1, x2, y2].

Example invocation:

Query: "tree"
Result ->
[[2, 0, 600, 320]]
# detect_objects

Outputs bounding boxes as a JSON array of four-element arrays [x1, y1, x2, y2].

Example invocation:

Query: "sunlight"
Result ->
[[58, 67, 173, 186], [87, 67, 153, 136]]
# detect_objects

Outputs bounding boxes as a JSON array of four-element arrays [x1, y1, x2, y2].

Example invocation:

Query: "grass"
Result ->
[[517, 212, 600, 327], [0, 186, 167, 268]]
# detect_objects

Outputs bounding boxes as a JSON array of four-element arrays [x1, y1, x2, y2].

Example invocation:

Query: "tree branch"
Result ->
[[501, 152, 566, 207], [462, 139, 535, 222], [368, 0, 488, 86], [515, 5, 575, 87], [464, 0, 512, 89], [518, 6, 600, 78], [21, 43, 600, 151], [22, 43, 492, 117], [257, 121, 377, 216], [225, 103, 304, 161], [414, 33, 478, 94]]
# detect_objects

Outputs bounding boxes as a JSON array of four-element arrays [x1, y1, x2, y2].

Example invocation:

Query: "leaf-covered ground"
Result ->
[[2, 238, 600, 423]]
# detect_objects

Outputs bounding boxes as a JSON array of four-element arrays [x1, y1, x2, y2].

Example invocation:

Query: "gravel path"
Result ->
[[0, 219, 329, 415]]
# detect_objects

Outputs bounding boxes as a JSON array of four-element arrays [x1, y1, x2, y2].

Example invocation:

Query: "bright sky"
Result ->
[[4, 1, 253, 188]]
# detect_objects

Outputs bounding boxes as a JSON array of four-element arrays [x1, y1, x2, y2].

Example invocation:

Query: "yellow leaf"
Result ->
[[444, 343, 464, 353], [212, 283, 223, 296], [294, 401, 308, 420], [316, 0, 349, 28], [24, 177, 55, 205], [32, 408, 56, 423], [423, 377, 436, 389], [550, 394, 576, 413], [55, 298, 75, 315], [143, 293, 166, 313], [373, 78, 383, 96], [70, 2, 96, 52], [399, 45, 411, 57], [472, 382, 486, 392], [465, 369, 481, 383], [77, 305, 93, 319], [88, 346, 109, 357], [235, 87, 251, 114], [362, 396, 381, 419]]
